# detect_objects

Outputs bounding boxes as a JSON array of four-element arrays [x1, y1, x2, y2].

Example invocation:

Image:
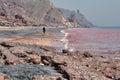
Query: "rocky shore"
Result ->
[[0, 41, 119, 80], [0, 27, 119, 80]]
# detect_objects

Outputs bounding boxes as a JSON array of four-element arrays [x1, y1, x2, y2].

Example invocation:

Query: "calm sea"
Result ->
[[63, 27, 120, 53], [94, 26, 120, 29]]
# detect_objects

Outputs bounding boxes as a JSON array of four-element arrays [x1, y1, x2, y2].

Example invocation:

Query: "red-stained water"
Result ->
[[64, 28, 120, 53]]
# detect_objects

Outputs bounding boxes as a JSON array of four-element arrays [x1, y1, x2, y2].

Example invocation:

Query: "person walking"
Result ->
[[43, 27, 46, 35]]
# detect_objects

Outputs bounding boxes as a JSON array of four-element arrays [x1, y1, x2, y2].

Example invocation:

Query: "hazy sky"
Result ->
[[50, 0, 120, 26]]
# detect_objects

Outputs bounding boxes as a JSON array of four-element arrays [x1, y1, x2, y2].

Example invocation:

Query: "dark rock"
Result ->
[[115, 78, 120, 80], [4, 60, 14, 65], [0, 42, 14, 49], [62, 49, 69, 53], [83, 51, 93, 58]]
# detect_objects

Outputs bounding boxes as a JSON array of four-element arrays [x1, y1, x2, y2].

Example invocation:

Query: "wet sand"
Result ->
[[0, 26, 120, 53], [0, 26, 66, 50]]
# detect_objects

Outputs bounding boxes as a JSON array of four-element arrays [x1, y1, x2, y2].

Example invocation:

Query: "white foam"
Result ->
[[61, 30, 65, 34], [60, 28, 77, 50], [65, 42, 68, 49], [61, 33, 69, 42], [60, 29, 70, 49], [40, 63, 44, 65], [69, 48, 75, 52], [61, 28, 73, 34], [60, 38, 68, 42]]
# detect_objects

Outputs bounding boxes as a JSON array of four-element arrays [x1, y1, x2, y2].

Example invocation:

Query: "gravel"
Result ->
[[0, 64, 60, 80]]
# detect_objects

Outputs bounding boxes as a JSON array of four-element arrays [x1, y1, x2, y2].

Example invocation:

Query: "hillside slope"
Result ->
[[59, 8, 93, 27], [0, 0, 70, 26], [0, 0, 93, 27]]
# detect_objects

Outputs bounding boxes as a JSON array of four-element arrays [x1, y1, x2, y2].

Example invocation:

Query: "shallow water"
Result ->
[[0, 28, 40, 38], [0, 27, 65, 50], [63, 28, 120, 52]]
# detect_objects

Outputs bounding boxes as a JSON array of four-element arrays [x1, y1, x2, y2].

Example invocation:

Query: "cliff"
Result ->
[[59, 8, 94, 27]]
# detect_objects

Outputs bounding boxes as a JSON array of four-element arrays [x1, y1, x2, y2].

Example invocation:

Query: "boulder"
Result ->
[[0, 73, 10, 80]]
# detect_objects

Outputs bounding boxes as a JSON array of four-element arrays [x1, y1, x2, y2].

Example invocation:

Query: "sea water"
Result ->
[[61, 27, 120, 53]]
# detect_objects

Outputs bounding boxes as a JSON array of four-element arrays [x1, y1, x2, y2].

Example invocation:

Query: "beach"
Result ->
[[0, 26, 66, 49], [0, 26, 120, 80]]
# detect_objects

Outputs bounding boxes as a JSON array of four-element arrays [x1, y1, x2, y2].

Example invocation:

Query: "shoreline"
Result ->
[[0, 41, 119, 80], [0, 26, 120, 80], [60, 30, 69, 49], [60, 28, 77, 51], [61, 28, 120, 54], [0, 27, 67, 50]]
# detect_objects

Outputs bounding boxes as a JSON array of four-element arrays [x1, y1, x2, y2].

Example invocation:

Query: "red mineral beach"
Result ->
[[63, 28, 120, 53]]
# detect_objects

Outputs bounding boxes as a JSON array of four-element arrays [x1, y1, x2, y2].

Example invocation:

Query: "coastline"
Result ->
[[60, 28, 77, 51], [0, 27, 67, 50], [61, 30, 69, 49], [61, 27, 120, 54], [0, 26, 120, 80]]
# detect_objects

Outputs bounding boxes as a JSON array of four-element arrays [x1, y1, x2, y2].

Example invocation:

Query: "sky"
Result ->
[[50, 0, 120, 26]]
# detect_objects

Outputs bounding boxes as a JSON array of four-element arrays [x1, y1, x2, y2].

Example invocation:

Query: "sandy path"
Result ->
[[0, 26, 65, 49]]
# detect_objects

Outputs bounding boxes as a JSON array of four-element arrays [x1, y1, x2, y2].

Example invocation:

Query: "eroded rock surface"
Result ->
[[0, 42, 120, 80]]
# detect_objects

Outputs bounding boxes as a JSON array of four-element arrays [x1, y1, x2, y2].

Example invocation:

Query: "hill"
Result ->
[[0, 0, 93, 27], [59, 8, 93, 27], [0, 0, 71, 26]]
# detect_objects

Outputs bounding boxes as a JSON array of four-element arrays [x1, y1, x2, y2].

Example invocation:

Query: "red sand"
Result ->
[[65, 28, 120, 52]]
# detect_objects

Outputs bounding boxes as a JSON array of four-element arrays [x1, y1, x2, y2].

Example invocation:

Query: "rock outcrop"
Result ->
[[0, 42, 119, 80], [59, 8, 94, 27]]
